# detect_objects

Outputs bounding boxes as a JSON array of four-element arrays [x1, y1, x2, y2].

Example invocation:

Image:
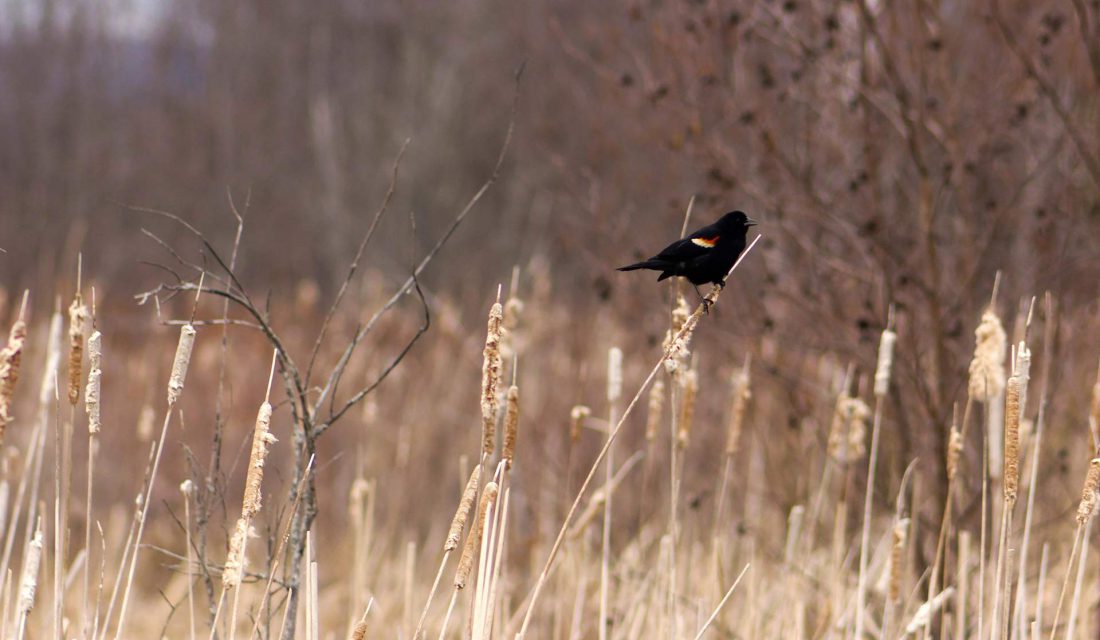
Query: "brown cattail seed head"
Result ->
[[725, 369, 751, 456], [873, 329, 897, 398], [455, 481, 498, 589], [480, 303, 503, 458], [1003, 374, 1021, 504], [968, 310, 1006, 402], [677, 369, 698, 450], [67, 294, 87, 405], [645, 380, 665, 444], [0, 316, 27, 435], [222, 517, 252, 589], [502, 386, 520, 468], [18, 525, 43, 615], [888, 518, 909, 602], [167, 324, 196, 405], [947, 424, 963, 482], [1077, 457, 1100, 526], [85, 330, 102, 434], [569, 405, 590, 444], [827, 393, 850, 460], [350, 620, 368, 640], [607, 347, 623, 403], [242, 401, 276, 519], [1088, 360, 1100, 446], [445, 465, 481, 552]]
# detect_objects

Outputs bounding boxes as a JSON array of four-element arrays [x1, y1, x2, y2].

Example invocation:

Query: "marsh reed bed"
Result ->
[[0, 250, 1097, 639]]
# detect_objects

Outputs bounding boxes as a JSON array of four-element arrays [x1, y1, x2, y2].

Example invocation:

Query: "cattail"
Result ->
[[645, 380, 665, 444], [569, 405, 590, 444], [0, 311, 27, 435], [480, 303, 503, 459], [18, 524, 43, 615], [1090, 360, 1100, 440], [68, 293, 87, 405], [85, 330, 102, 433], [1003, 374, 1021, 504], [222, 517, 250, 589], [167, 324, 197, 406], [725, 369, 751, 456], [968, 310, 1006, 402], [1076, 457, 1100, 526], [607, 347, 623, 403], [663, 295, 692, 374], [827, 392, 851, 460], [946, 423, 963, 482], [242, 401, 276, 519], [887, 518, 909, 602], [873, 329, 897, 398], [445, 465, 481, 551], [455, 481, 498, 589], [1014, 341, 1031, 417], [676, 369, 698, 449], [349, 620, 367, 640], [846, 397, 871, 459], [502, 386, 520, 468], [500, 296, 524, 361]]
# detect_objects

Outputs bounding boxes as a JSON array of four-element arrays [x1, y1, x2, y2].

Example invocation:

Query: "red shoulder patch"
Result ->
[[691, 235, 719, 248]]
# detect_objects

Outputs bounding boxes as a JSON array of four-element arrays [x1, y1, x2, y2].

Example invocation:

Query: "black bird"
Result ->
[[618, 211, 758, 298]]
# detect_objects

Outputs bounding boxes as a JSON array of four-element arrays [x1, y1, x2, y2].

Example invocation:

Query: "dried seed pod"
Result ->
[[222, 517, 250, 589], [645, 380, 665, 444], [0, 314, 27, 436], [1077, 457, 1100, 526], [887, 518, 909, 602], [1003, 374, 1021, 504], [607, 348, 623, 404], [502, 386, 520, 468], [85, 330, 102, 433], [167, 324, 196, 406], [725, 369, 751, 457], [676, 369, 698, 450], [946, 424, 963, 482], [67, 294, 88, 405], [569, 405, 590, 444], [445, 465, 481, 552], [455, 481, 498, 589], [480, 303, 503, 459], [968, 310, 1006, 402], [241, 401, 275, 519], [18, 524, 43, 615], [873, 329, 897, 398]]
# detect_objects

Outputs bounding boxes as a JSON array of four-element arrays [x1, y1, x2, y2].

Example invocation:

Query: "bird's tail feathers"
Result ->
[[617, 259, 665, 272]]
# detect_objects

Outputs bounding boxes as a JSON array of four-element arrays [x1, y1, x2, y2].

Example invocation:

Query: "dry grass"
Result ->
[[1, 230, 1100, 640]]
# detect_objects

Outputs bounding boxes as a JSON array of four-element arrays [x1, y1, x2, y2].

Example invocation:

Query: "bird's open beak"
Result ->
[[745, 218, 759, 227]]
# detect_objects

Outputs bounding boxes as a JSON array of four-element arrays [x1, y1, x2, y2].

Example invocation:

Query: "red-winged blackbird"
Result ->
[[618, 210, 758, 293]]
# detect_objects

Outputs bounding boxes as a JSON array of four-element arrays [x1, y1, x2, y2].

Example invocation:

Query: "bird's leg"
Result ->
[[692, 284, 711, 314]]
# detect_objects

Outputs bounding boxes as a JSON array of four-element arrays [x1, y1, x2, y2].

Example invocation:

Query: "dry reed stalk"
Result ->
[[517, 234, 760, 638], [1066, 516, 1093, 640], [404, 540, 417, 638], [15, 519, 42, 640], [414, 464, 481, 640], [956, 531, 970, 640], [181, 480, 196, 640], [904, 588, 955, 635], [0, 292, 28, 443], [854, 320, 895, 640], [481, 302, 504, 461], [690, 564, 750, 640], [502, 386, 520, 469], [599, 347, 622, 640], [873, 328, 897, 398]]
